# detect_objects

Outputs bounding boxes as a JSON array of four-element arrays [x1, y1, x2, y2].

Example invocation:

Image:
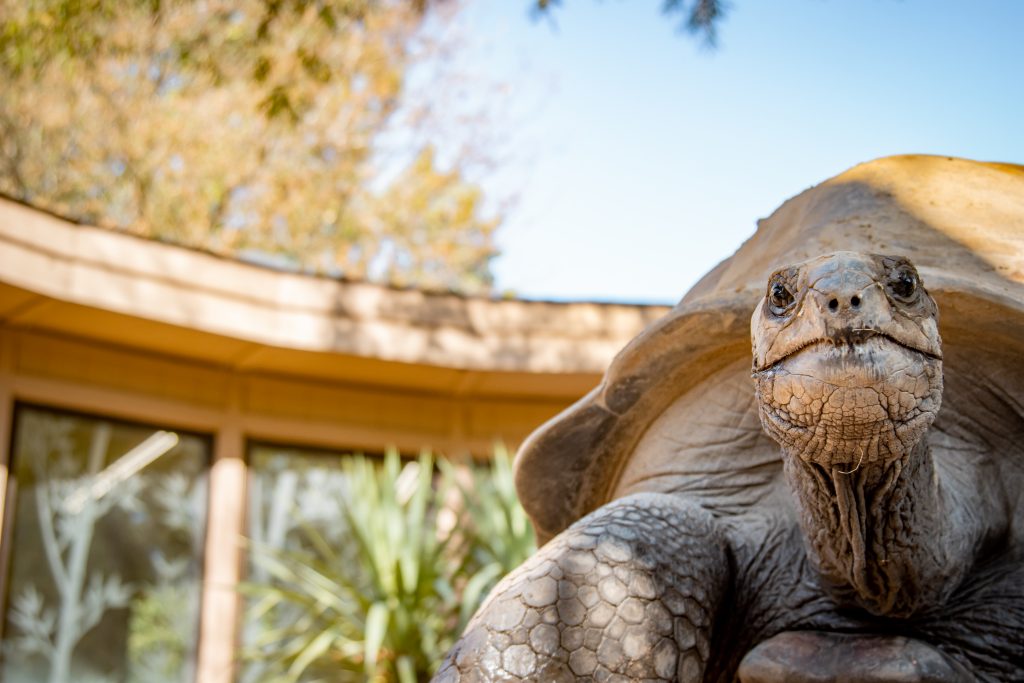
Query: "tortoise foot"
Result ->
[[737, 631, 973, 683]]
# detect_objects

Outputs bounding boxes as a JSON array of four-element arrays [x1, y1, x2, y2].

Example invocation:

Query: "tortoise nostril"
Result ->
[[851, 295, 861, 308], [828, 298, 839, 311]]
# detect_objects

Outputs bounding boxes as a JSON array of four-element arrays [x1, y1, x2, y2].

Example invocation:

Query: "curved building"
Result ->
[[0, 197, 669, 683]]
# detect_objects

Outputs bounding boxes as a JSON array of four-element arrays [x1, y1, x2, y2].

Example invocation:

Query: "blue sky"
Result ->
[[450, 0, 1024, 303]]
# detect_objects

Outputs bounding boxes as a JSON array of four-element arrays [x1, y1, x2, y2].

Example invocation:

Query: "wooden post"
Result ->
[[0, 328, 15, 641], [195, 379, 247, 683]]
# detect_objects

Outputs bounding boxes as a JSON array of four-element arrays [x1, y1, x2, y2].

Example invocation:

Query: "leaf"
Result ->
[[459, 563, 503, 629], [396, 655, 417, 683], [285, 627, 339, 683], [363, 601, 389, 675]]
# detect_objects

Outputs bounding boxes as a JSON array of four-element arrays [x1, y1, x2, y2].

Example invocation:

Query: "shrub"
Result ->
[[241, 448, 535, 682]]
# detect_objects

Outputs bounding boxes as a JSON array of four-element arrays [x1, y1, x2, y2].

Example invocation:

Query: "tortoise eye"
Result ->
[[768, 279, 795, 315], [889, 266, 918, 301]]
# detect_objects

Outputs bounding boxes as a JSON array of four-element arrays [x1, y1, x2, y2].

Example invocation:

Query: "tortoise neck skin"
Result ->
[[780, 440, 948, 616], [750, 251, 975, 617]]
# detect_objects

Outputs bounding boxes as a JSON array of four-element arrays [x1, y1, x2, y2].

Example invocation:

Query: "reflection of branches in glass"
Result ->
[[5, 412, 197, 683], [241, 454, 356, 683], [8, 417, 135, 683], [247, 469, 299, 584], [248, 456, 355, 572], [126, 472, 206, 683]]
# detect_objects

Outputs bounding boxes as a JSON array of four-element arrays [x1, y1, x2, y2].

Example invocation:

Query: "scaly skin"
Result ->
[[433, 493, 729, 682]]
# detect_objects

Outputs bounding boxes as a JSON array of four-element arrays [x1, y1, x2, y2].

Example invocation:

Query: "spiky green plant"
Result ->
[[241, 447, 535, 683], [440, 445, 536, 630]]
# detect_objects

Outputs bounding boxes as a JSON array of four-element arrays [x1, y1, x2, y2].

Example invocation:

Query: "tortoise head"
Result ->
[[751, 251, 943, 468]]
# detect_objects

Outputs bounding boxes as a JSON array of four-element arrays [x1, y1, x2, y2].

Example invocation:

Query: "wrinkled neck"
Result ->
[[783, 438, 962, 617]]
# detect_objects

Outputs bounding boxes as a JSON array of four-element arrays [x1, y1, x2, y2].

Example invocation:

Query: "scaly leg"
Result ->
[[433, 493, 731, 682]]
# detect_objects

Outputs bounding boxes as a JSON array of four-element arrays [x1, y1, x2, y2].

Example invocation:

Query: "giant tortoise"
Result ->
[[434, 155, 1024, 682]]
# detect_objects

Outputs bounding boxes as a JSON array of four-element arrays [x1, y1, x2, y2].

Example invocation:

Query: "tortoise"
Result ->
[[433, 155, 1024, 682]]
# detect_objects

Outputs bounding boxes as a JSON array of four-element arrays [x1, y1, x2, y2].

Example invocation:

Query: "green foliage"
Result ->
[[126, 583, 193, 682], [241, 448, 536, 682], [439, 445, 534, 627], [0, 0, 501, 294]]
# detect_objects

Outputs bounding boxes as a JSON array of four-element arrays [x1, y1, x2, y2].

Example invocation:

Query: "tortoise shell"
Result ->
[[515, 154, 1024, 544]]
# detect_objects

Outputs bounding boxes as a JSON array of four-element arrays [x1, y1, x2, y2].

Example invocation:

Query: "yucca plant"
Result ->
[[440, 445, 536, 631], [241, 447, 536, 683]]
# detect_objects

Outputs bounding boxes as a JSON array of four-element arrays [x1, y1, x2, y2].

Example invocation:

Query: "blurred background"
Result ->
[[3, 0, 1022, 303], [0, 1, 1021, 681]]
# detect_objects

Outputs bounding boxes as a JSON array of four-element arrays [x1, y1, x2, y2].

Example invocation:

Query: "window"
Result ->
[[1, 405, 210, 683], [246, 444, 360, 565], [240, 444, 361, 683]]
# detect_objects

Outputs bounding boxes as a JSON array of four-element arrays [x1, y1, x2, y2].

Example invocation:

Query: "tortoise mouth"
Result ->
[[756, 329, 942, 374], [752, 333, 943, 465]]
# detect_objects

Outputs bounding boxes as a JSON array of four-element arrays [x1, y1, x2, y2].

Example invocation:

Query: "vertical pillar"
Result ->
[[0, 329, 13, 521], [196, 378, 247, 683], [0, 328, 15, 640]]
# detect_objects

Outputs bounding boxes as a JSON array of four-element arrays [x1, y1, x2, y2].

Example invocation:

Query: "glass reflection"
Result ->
[[240, 445, 361, 683], [2, 406, 209, 683]]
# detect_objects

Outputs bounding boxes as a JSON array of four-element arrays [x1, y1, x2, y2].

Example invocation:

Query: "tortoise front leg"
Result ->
[[432, 493, 731, 682]]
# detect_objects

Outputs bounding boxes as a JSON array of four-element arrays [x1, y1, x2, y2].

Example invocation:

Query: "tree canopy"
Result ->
[[0, 0, 499, 293]]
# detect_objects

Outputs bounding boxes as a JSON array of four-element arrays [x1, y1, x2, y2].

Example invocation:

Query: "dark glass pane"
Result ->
[[2, 406, 209, 683]]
